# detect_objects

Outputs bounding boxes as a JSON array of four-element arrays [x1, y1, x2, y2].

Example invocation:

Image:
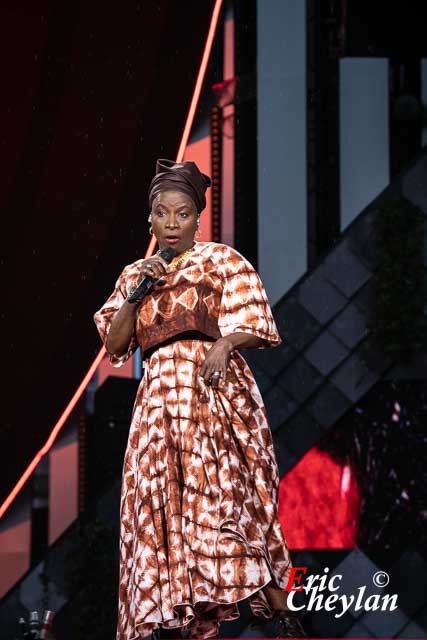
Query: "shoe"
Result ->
[[271, 610, 308, 638]]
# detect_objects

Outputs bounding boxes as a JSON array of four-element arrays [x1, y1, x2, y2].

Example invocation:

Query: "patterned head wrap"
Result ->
[[148, 159, 212, 214]]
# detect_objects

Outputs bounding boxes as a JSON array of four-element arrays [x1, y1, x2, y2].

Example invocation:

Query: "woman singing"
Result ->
[[93, 159, 307, 640]]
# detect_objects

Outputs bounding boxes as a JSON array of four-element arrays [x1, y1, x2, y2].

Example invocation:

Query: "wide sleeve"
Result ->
[[217, 246, 282, 348], [93, 266, 139, 367]]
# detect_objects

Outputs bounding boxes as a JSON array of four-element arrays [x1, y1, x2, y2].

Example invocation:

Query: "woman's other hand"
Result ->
[[199, 332, 265, 388], [200, 338, 234, 388]]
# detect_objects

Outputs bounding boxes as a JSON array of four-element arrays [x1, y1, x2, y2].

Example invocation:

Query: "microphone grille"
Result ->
[[158, 246, 177, 263]]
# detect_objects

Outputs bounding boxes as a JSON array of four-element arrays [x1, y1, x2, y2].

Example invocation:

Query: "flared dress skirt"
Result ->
[[117, 338, 293, 640]]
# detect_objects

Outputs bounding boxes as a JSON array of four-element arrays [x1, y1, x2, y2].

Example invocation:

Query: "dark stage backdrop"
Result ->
[[0, 0, 216, 504]]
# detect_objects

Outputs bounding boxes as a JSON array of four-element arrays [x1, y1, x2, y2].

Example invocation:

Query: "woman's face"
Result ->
[[151, 190, 198, 254]]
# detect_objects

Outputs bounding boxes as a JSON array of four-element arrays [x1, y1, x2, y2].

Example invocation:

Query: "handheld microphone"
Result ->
[[39, 610, 55, 639], [18, 617, 29, 638], [28, 611, 40, 639], [127, 246, 176, 304]]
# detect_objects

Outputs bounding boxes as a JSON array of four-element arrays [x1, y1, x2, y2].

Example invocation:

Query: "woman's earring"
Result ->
[[149, 226, 153, 235], [195, 219, 202, 239]]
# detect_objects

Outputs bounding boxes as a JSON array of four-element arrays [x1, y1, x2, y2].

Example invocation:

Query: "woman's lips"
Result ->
[[165, 237, 180, 244]]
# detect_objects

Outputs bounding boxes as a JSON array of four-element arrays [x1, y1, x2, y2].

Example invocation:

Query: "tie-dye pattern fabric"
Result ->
[[93, 242, 293, 640]]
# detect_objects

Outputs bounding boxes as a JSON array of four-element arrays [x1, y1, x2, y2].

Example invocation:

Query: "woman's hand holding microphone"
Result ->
[[107, 255, 169, 357], [138, 254, 169, 282], [127, 254, 170, 305]]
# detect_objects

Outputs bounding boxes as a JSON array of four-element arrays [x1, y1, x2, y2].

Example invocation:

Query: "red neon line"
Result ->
[[0, 346, 106, 520], [177, 0, 223, 161], [0, 0, 224, 522]]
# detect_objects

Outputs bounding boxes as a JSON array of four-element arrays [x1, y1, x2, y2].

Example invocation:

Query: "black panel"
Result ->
[[233, 0, 257, 268], [344, 1, 427, 58], [306, 0, 341, 268]]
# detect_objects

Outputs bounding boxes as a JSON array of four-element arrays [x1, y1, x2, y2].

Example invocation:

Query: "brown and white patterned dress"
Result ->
[[93, 241, 293, 640]]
